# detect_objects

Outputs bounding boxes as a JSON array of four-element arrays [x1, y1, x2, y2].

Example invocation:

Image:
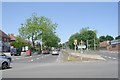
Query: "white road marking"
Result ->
[[104, 56, 107, 58], [31, 59, 33, 61], [16, 58, 19, 59], [108, 57, 111, 59], [113, 58, 117, 60], [37, 58, 39, 59]]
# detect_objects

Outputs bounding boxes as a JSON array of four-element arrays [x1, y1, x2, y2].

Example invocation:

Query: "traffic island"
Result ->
[[62, 51, 106, 62]]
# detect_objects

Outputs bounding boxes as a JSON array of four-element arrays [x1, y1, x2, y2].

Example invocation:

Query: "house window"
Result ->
[[3, 38, 7, 41]]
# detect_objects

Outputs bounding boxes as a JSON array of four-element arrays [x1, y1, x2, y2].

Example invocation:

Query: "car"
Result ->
[[0, 53, 11, 70], [10, 48, 21, 56], [42, 50, 50, 54], [0, 53, 12, 62], [51, 50, 59, 55]]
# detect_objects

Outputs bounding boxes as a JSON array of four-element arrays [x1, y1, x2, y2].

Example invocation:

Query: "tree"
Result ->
[[42, 32, 60, 48], [115, 35, 120, 40], [68, 27, 98, 49], [99, 36, 106, 42], [99, 35, 114, 42], [10, 36, 28, 49], [106, 35, 114, 41], [68, 33, 80, 49], [19, 13, 60, 49]]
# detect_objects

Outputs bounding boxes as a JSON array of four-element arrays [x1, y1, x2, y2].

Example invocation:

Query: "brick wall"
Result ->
[[107, 44, 120, 51]]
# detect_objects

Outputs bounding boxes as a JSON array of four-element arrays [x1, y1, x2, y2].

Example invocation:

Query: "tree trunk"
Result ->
[[31, 35, 35, 48]]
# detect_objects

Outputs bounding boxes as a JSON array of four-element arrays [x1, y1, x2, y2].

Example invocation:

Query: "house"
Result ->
[[8, 34, 16, 41], [0, 30, 11, 52], [99, 41, 110, 50], [107, 40, 120, 51]]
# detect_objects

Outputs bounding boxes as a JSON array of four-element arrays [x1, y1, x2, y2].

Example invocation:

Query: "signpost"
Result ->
[[74, 39, 77, 52], [78, 45, 86, 49], [78, 40, 85, 53]]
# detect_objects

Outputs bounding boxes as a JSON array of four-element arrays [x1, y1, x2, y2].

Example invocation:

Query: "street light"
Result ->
[[88, 28, 96, 50], [94, 36, 96, 50], [41, 33, 42, 51], [86, 40, 88, 50]]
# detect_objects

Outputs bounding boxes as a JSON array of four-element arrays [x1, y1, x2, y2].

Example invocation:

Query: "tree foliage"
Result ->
[[19, 13, 60, 49], [115, 35, 120, 40], [99, 35, 114, 42], [106, 35, 114, 41], [99, 36, 106, 42], [68, 27, 98, 49], [10, 36, 28, 48]]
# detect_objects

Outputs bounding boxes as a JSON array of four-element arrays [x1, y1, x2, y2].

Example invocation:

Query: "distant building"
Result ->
[[107, 40, 120, 51], [99, 41, 110, 50], [0, 30, 11, 52], [100, 41, 109, 47]]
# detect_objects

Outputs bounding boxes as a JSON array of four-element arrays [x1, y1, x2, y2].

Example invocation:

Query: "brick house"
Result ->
[[107, 40, 120, 51], [8, 34, 16, 41], [0, 30, 11, 52], [99, 41, 110, 50]]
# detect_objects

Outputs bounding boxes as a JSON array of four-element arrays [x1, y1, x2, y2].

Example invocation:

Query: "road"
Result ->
[[1, 50, 118, 78], [84, 50, 118, 61], [11, 54, 59, 63]]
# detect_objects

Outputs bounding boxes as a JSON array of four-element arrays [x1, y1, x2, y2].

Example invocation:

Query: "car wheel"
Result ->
[[2, 62, 8, 69]]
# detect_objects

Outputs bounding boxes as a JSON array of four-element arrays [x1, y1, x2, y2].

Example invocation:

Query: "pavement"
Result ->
[[69, 52, 106, 61]]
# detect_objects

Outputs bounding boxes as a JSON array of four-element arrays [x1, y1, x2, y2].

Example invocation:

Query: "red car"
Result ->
[[42, 50, 49, 54]]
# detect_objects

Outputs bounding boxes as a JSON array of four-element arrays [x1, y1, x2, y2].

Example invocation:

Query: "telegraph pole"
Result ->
[[87, 40, 88, 50]]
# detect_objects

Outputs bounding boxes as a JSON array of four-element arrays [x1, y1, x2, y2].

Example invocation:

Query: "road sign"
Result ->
[[80, 40, 84, 44], [74, 39, 77, 45], [78, 45, 86, 49]]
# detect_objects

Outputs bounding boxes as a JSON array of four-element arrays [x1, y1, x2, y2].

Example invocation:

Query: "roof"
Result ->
[[8, 34, 16, 41], [111, 40, 120, 45], [0, 30, 10, 39]]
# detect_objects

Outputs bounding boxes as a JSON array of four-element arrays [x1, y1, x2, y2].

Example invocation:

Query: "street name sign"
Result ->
[[78, 45, 86, 49]]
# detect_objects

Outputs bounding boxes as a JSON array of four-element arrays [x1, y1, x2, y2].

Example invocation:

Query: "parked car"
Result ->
[[0, 53, 11, 69], [51, 49, 59, 55], [42, 50, 50, 54], [0, 53, 12, 62], [10, 48, 21, 56]]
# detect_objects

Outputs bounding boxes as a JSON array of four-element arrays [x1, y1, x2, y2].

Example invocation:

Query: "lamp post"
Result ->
[[87, 40, 88, 50], [41, 34, 42, 51], [88, 28, 96, 50], [94, 36, 96, 50], [74, 39, 77, 52]]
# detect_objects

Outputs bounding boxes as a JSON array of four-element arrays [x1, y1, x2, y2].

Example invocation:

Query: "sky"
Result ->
[[2, 2, 118, 43]]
